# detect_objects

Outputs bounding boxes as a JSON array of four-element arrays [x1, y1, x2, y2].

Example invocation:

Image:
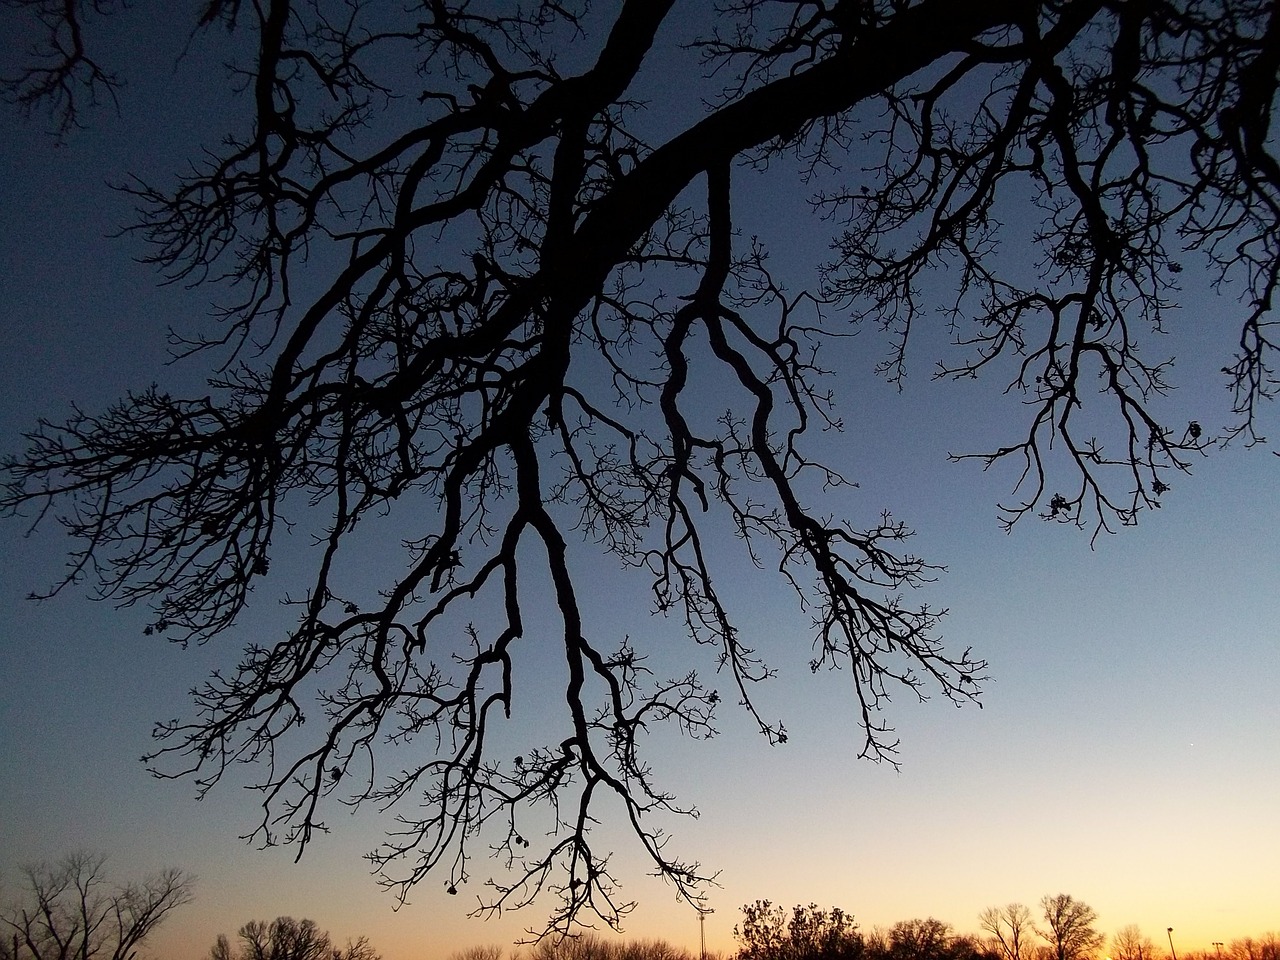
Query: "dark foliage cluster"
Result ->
[[519, 934, 697, 960], [735, 903, 986, 960], [2, 0, 1278, 938], [208, 915, 380, 960]]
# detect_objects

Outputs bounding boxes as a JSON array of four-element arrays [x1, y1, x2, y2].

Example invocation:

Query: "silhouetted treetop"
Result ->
[[208, 916, 380, 960], [1038, 895, 1103, 960], [736, 901, 865, 960], [3, 0, 1277, 938], [0, 852, 195, 960]]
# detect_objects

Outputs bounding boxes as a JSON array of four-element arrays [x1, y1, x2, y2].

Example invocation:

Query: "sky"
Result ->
[[0, 6, 1277, 960]]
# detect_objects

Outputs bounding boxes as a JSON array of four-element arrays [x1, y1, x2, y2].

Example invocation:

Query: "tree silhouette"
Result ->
[[979, 905, 1034, 960], [3, 0, 1278, 937], [526, 934, 695, 960], [208, 916, 380, 960], [1110, 925, 1159, 960], [735, 902, 864, 960], [1228, 936, 1280, 960], [886, 919, 981, 960], [0, 852, 194, 960], [1038, 895, 1103, 960]]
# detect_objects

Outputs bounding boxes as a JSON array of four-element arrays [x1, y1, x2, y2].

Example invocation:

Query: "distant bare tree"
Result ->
[[1229, 937, 1280, 960], [951, 937, 992, 960], [528, 933, 613, 960], [0, 852, 194, 960], [864, 929, 893, 959], [527, 937, 694, 960], [209, 916, 379, 960], [888, 920, 956, 960], [1037, 896, 1102, 960], [1111, 926, 1157, 960], [614, 940, 696, 960], [449, 946, 507, 960], [980, 904, 1033, 960]]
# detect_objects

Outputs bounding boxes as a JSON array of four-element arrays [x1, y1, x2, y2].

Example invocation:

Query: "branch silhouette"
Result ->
[[3, 0, 1276, 937]]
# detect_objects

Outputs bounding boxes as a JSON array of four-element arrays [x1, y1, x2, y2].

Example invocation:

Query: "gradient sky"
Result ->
[[1, 7, 1276, 960]]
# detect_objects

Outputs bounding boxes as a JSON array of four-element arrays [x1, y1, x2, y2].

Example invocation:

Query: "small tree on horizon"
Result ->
[[888, 919, 955, 960], [527, 934, 695, 960], [1111, 925, 1158, 960], [448, 946, 507, 960], [736, 902, 864, 960], [208, 916, 380, 960], [1037, 896, 1103, 960], [980, 904, 1034, 960]]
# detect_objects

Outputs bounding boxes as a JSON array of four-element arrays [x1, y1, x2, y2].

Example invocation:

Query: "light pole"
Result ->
[[1167, 928, 1178, 960], [1213, 944, 1224, 959], [699, 906, 715, 960]]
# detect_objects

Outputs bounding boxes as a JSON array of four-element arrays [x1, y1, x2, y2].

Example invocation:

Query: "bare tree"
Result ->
[[0, 852, 194, 960], [1037, 895, 1103, 960], [735, 902, 863, 960], [528, 934, 613, 960], [615, 940, 698, 960], [3, 0, 1279, 937], [1229, 937, 1280, 960], [980, 904, 1033, 960], [209, 917, 379, 960], [1112, 926, 1158, 960], [888, 920, 957, 960]]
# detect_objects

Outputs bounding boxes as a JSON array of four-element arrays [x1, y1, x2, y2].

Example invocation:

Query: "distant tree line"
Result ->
[[729, 897, 1278, 960], [451, 937, 697, 960], [442, 898, 1275, 960], [734, 902, 985, 960], [5, 855, 1272, 960]]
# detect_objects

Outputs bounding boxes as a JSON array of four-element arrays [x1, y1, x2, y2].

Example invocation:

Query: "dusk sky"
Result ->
[[0, 6, 1276, 960]]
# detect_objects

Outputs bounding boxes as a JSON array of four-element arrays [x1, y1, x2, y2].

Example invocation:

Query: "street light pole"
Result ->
[[1167, 928, 1178, 960], [699, 907, 715, 960], [1213, 944, 1224, 959]]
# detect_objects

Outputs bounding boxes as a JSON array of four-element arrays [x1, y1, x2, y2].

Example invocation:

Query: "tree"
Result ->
[[0, 852, 194, 960], [527, 935, 694, 960], [735, 902, 864, 960], [1037, 895, 1102, 960], [887, 920, 954, 960], [3, 0, 1278, 937], [208, 917, 379, 960], [1111, 926, 1158, 960], [1229, 937, 1280, 960], [980, 904, 1034, 960], [885, 919, 988, 960]]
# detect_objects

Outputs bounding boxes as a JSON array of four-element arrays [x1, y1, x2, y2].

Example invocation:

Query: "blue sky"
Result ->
[[1, 7, 1277, 960]]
